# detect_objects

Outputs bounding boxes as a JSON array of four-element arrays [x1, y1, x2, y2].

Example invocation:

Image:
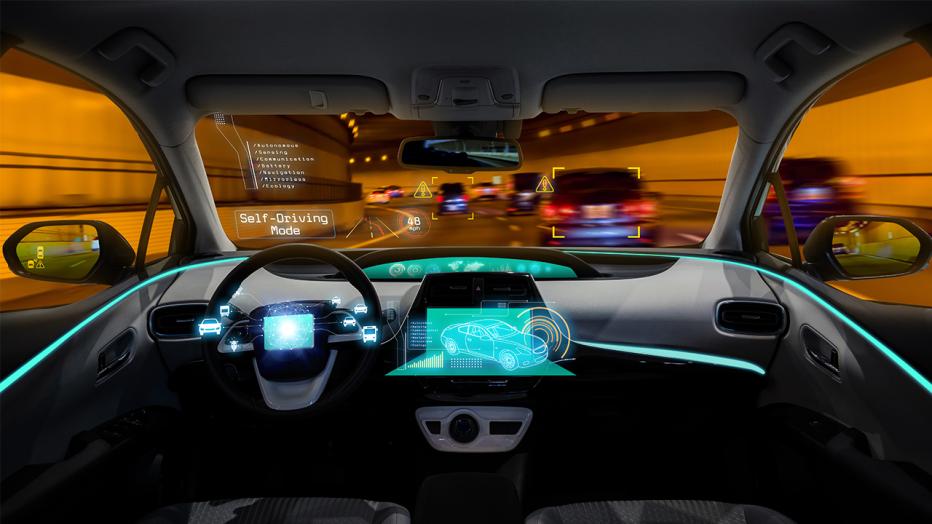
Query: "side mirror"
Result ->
[[398, 136, 522, 173], [2, 221, 135, 284], [803, 216, 932, 280]]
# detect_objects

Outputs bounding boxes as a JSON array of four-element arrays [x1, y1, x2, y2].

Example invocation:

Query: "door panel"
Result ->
[[0, 276, 178, 479], [759, 269, 932, 473]]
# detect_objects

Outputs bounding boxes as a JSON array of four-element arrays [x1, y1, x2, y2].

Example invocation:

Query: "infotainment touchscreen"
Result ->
[[388, 273, 575, 376]]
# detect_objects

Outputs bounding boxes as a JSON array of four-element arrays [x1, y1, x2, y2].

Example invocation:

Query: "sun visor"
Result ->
[[186, 75, 390, 115], [541, 72, 746, 113]]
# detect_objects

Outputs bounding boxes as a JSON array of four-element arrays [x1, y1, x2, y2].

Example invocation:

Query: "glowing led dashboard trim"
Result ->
[[577, 340, 766, 375], [0, 257, 248, 394], [567, 250, 932, 395]]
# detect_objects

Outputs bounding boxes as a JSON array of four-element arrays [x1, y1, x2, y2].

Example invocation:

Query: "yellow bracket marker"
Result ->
[[552, 166, 565, 178], [431, 176, 438, 184], [552, 226, 565, 239], [627, 166, 641, 179], [467, 176, 475, 185], [627, 226, 641, 239], [468, 212, 476, 221], [431, 212, 439, 221]]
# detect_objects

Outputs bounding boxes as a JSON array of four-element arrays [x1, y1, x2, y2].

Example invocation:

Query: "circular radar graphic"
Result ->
[[517, 307, 572, 360], [397, 208, 431, 238]]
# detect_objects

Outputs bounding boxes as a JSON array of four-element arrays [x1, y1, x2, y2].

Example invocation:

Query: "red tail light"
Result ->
[[558, 205, 577, 216], [543, 203, 577, 220], [620, 200, 657, 218], [462, 194, 469, 202], [437, 195, 444, 203]]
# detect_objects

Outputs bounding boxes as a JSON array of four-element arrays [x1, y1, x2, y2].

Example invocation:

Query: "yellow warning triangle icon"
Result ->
[[536, 175, 555, 193], [413, 181, 433, 198]]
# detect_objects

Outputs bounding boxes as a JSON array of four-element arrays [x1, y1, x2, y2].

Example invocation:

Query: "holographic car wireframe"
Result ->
[[439, 319, 548, 370]]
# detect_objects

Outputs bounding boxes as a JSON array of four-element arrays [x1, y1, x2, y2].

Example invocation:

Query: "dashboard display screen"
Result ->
[[263, 313, 315, 350], [363, 257, 576, 280], [388, 307, 573, 376]]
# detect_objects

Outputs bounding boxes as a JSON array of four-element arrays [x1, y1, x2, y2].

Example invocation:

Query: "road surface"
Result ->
[[322, 197, 715, 249]]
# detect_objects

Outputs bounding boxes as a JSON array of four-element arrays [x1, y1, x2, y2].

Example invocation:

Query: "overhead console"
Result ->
[[411, 66, 520, 120]]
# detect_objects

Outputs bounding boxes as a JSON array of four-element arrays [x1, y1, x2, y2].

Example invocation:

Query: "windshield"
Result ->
[[195, 112, 737, 249]]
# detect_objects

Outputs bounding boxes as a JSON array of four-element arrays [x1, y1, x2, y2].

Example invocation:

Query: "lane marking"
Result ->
[[508, 225, 520, 232], [348, 206, 414, 248], [374, 216, 400, 239], [345, 217, 365, 239]]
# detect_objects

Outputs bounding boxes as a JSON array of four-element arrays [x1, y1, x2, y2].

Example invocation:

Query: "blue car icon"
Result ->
[[439, 319, 548, 371], [198, 318, 222, 336]]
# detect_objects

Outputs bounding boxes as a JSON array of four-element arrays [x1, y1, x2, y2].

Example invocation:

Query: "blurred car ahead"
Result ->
[[366, 189, 391, 204], [541, 168, 658, 247], [470, 182, 501, 200], [764, 158, 863, 244], [437, 182, 469, 215], [507, 172, 542, 215], [383, 185, 405, 198]]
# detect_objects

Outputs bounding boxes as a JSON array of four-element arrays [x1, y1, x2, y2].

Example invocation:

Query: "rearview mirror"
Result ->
[[2, 220, 135, 284], [398, 136, 522, 173], [803, 216, 932, 280]]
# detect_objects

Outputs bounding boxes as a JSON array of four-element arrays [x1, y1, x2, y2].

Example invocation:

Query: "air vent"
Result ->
[[716, 300, 786, 336], [149, 302, 207, 339]]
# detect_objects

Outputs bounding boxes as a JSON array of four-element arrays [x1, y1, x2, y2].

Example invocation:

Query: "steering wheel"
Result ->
[[202, 244, 382, 417]]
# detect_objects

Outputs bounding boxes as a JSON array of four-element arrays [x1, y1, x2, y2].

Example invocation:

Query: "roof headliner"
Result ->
[[2, 1, 930, 145]]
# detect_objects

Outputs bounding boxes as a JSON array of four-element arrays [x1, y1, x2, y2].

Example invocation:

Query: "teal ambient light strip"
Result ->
[[0, 257, 248, 394], [576, 340, 767, 375], [567, 250, 932, 396]]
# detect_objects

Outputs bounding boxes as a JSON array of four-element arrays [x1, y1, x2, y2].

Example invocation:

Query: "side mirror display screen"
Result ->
[[14, 224, 101, 281], [830, 220, 921, 278]]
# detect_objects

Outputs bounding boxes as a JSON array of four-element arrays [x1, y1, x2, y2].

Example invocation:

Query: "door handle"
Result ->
[[801, 325, 839, 377], [97, 330, 134, 380]]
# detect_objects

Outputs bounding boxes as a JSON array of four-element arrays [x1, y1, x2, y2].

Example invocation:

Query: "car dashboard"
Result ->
[[150, 247, 786, 396]]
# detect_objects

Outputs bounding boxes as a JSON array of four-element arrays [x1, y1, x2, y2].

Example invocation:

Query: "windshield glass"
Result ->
[[195, 111, 738, 249]]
